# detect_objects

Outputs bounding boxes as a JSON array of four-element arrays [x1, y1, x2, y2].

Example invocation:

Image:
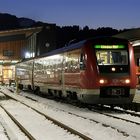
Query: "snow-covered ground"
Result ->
[[0, 106, 29, 140], [0, 86, 140, 140], [1, 99, 81, 140]]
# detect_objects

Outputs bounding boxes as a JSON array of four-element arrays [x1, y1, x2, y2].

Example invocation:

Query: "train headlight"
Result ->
[[111, 67, 116, 72], [125, 79, 130, 84], [99, 79, 106, 84]]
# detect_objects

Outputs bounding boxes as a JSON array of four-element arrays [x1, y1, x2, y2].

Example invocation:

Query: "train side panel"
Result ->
[[62, 49, 81, 98], [33, 54, 64, 94], [15, 59, 34, 90], [33, 49, 82, 98]]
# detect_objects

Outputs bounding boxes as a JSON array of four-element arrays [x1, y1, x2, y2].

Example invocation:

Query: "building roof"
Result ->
[[0, 26, 43, 42], [0, 26, 42, 38], [113, 28, 140, 46]]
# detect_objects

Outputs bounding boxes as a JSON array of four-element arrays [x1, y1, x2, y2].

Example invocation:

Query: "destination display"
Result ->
[[94, 45, 125, 49]]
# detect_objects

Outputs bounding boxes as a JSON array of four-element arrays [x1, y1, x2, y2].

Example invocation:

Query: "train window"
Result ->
[[3, 50, 14, 56], [137, 58, 140, 66], [96, 50, 128, 65], [80, 53, 86, 70], [65, 49, 80, 72]]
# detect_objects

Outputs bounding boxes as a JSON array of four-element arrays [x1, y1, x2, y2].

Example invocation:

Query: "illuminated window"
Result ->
[[96, 50, 128, 65]]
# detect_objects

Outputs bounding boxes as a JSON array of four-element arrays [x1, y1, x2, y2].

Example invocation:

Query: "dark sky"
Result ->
[[0, 0, 140, 29]]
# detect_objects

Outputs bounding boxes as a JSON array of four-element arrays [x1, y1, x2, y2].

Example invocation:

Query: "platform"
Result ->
[[133, 89, 140, 103]]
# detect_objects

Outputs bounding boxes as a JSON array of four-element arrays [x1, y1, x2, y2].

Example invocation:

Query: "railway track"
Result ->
[[21, 94, 140, 137], [103, 104, 140, 118], [17, 90, 140, 139], [41, 102, 140, 138], [0, 90, 92, 140], [0, 105, 34, 140], [0, 117, 11, 140], [0, 105, 32, 140], [23, 90, 140, 126], [1, 87, 140, 139], [88, 104, 140, 125]]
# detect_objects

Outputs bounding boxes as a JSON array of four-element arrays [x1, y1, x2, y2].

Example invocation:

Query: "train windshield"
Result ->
[[96, 50, 128, 65]]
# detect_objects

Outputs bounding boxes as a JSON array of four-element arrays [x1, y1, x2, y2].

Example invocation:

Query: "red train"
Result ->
[[16, 37, 137, 105]]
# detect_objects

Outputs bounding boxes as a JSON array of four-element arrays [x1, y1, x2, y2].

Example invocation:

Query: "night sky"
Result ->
[[0, 0, 140, 29]]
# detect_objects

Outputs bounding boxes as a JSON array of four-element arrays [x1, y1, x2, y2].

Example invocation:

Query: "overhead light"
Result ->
[[45, 43, 50, 47], [131, 40, 140, 46], [25, 52, 31, 58]]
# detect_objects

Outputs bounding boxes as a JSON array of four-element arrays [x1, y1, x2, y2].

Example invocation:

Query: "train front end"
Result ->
[[79, 37, 136, 105]]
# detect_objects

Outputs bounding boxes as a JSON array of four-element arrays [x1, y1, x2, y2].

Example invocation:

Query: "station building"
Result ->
[[0, 24, 56, 84], [114, 28, 140, 86], [114, 28, 140, 64]]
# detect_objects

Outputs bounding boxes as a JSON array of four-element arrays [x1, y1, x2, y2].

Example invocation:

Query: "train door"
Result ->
[[136, 58, 140, 89], [64, 49, 81, 86], [2, 68, 13, 84]]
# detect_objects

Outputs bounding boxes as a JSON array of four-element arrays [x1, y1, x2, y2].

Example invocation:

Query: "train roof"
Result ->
[[19, 36, 129, 62], [41, 39, 87, 57], [41, 36, 128, 57]]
